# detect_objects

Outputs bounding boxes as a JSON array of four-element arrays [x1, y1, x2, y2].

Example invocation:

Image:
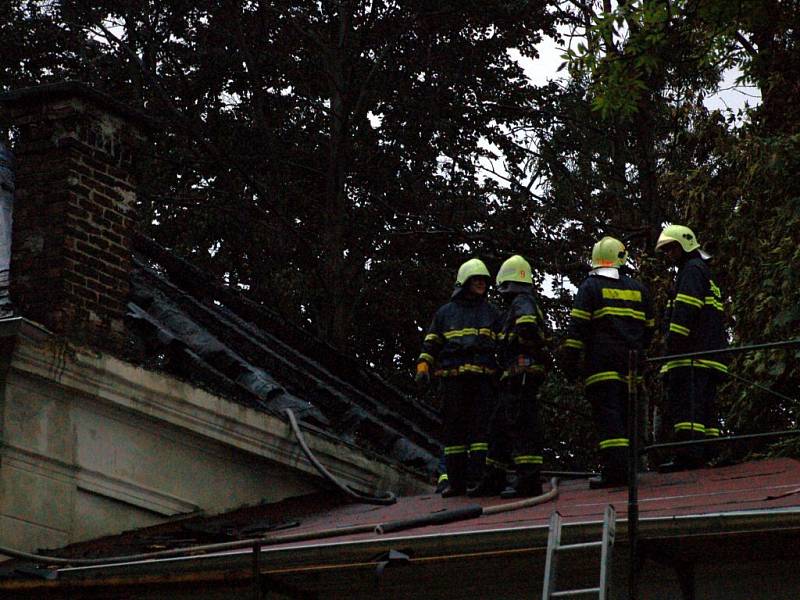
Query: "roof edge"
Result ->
[[27, 506, 800, 590]]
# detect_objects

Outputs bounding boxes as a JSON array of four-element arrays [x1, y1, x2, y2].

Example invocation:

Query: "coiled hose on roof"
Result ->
[[373, 477, 559, 534], [284, 408, 397, 505]]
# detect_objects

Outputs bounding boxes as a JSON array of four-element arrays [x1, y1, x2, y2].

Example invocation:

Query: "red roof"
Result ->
[[5, 458, 800, 599], [263, 457, 800, 547], [32, 457, 800, 562], [7, 458, 800, 558]]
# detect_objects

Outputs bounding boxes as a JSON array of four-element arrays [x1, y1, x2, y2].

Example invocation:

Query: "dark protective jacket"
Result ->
[[497, 289, 550, 379], [563, 270, 655, 381], [418, 288, 500, 377], [661, 254, 727, 375]]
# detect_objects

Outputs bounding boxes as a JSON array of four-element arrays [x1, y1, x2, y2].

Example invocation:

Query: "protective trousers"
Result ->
[[440, 374, 494, 490], [667, 366, 719, 464], [487, 375, 543, 471], [585, 373, 629, 482]]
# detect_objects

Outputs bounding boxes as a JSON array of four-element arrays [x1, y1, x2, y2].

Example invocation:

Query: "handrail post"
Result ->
[[252, 541, 263, 600], [628, 350, 640, 600], [689, 357, 696, 453]]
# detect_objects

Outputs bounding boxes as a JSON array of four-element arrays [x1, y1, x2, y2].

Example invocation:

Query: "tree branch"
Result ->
[[78, 16, 310, 253], [734, 30, 758, 57]]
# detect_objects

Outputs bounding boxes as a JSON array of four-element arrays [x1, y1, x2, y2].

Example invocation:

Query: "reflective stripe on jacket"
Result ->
[[418, 292, 500, 376], [662, 255, 727, 374], [562, 271, 654, 379], [497, 290, 550, 377]]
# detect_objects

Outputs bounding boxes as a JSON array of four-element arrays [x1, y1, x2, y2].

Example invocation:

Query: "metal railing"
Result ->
[[626, 338, 800, 600]]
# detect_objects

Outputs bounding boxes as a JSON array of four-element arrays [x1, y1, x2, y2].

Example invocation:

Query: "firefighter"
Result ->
[[655, 225, 727, 470], [416, 258, 500, 497], [561, 237, 655, 488], [471, 255, 550, 498]]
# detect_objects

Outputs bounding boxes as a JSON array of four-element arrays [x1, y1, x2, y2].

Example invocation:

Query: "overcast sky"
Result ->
[[514, 34, 762, 114], [501, 34, 762, 296]]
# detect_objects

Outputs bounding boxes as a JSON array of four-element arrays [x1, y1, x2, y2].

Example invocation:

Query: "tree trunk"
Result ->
[[320, 3, 354, 348]]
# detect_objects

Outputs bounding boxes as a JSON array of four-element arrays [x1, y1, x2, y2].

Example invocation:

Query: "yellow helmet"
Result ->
[[591, 236, 627, 268], [455, 258, 490, 287], [656, 224, 700, 253], [496, 255, 533, 286]]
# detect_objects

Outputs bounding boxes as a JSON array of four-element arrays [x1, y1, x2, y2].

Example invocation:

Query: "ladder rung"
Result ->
[[542, 505, 615, 600], [556, 541, 602, 552], [551, 587, 601, 597]]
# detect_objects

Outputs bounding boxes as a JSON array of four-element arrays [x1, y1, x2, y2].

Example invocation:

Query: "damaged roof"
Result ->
[[4, 458, 800, 598], [125, 232, 441, 475], [33, 457, 800, 557]]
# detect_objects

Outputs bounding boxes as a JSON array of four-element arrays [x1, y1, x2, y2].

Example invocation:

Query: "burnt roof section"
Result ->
[[21, 458, 800, 562], [126, 232, 441, 474]]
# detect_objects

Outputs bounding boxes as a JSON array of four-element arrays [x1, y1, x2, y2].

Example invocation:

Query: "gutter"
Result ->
[[6, 507, 800, 592]]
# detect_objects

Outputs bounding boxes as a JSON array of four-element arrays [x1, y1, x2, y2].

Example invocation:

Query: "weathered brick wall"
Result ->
[[2, 84, 145, 353]]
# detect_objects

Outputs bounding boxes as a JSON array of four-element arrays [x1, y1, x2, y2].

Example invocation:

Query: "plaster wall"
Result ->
[[0, 320, 429, 555]]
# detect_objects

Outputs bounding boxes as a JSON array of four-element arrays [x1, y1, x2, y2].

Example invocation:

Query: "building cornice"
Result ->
[[4, 318, 429, 498]]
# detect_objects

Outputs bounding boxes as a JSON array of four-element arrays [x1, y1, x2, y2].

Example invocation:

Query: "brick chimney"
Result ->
[[0, 82, 148, 353]]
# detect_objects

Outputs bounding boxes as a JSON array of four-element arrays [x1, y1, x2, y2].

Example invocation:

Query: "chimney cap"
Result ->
[[0, 81, 157, 130]]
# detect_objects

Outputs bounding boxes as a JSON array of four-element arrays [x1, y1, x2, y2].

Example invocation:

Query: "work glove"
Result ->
[[415, 362, 431, 387]]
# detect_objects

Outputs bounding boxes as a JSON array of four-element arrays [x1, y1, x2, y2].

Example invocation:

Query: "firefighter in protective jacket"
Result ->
[[656, 225, 727, 470], [561, 237, 655, 488], [416, 258, 500, 497], [471, 255, 550, 498]]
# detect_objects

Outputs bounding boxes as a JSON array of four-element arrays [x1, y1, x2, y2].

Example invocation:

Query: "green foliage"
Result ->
[[673, 130, 800, 455], [3, 0, 800, 467], [563, 1, 745, 121], [546, 0, 800, 460], [539, 372, 597, 471], [649, 0, 800, 455], [0, 0, 556, 376]]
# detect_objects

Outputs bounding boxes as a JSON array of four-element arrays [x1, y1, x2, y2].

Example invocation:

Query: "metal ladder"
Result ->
[[542, 504, 616, 599]]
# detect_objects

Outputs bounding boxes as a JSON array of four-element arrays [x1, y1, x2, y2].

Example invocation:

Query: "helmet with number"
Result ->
[[655, 224, 701, 253], [496, 255, 532, 294], [455, 258, 490, 287], [591, 236, 627, 269], [496, 255, 532, 286]]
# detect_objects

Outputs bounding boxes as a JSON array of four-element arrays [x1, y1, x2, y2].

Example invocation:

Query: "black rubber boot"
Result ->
[[467, 466, 506, 497], [658, 429, 705, 472], [657, 458, 680, 473], [500, 466, 542, 498], [588, 473, 627, 489], [466, 448, 487, 490], [442, 452, 467, 497], [440, 482, 467, 498], [657, 455, 703, 473]]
